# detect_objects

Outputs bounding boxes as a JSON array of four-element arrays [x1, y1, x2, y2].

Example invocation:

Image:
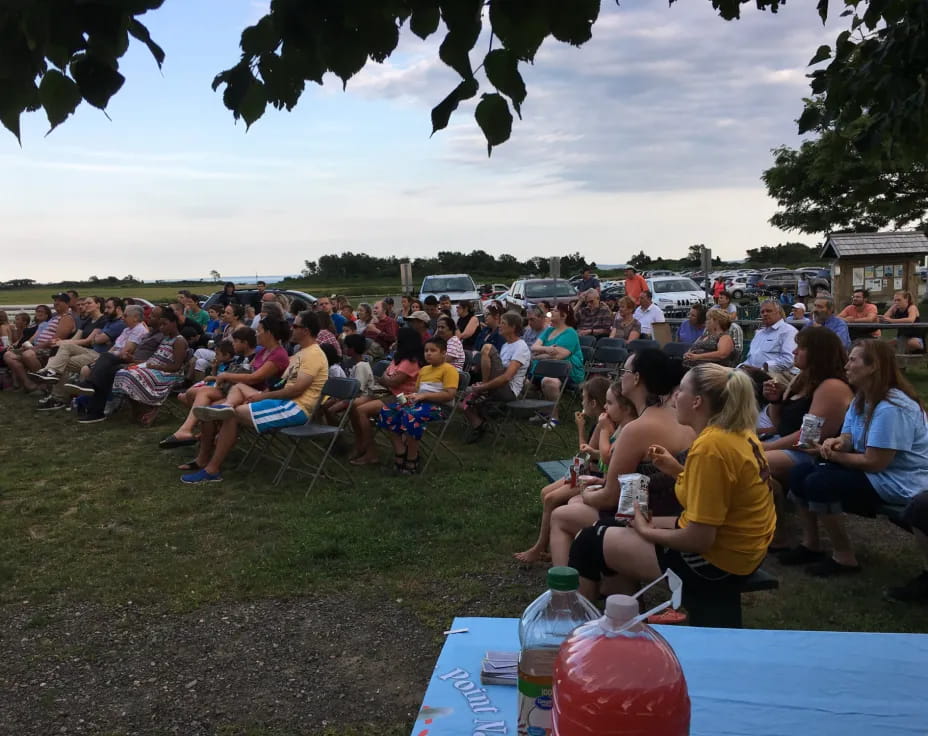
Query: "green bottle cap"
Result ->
[[547, 566, 580, 591]]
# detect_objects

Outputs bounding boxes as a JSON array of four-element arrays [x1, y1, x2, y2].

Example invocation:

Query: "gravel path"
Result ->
[[0, 596, 437, 735]]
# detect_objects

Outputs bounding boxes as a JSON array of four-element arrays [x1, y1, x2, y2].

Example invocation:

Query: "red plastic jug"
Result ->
[[552, 594, 690, 736]]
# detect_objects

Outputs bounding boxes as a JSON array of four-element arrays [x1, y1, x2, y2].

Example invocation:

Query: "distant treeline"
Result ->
[[299, 250, 595, 281]]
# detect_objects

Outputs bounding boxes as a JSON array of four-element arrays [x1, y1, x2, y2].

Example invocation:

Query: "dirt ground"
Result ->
[[0, 595, 437, 735]]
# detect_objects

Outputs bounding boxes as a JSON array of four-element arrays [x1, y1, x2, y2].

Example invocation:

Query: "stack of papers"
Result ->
[[480, 650, 519, 686]]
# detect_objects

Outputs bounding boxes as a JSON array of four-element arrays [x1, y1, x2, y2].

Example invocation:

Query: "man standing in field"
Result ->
[[623, 266, 649, 305]]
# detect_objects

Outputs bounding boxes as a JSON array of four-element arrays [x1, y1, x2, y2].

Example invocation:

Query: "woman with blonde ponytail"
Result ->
[[568, 363, 776, 602]]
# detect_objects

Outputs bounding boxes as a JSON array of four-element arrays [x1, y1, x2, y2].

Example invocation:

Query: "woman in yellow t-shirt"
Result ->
[[568, 363, 775, 601], [377, 336, 460, 474]]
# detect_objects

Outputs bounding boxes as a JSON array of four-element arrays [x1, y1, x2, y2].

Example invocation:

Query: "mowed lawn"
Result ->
[[1, 375, 927, 634]]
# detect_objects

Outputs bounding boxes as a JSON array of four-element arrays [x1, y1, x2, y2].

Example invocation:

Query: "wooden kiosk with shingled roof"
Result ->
[[821, 231, 928, 309]]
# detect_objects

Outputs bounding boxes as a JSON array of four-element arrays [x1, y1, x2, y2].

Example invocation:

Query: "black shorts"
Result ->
[[568, 521, 754, 598], [655, 546, 751, 598]]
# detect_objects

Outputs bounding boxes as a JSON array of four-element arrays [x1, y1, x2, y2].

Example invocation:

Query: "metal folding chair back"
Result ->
[[627, 338, 660, 353], [663, 342, 690, 359], [372, 359, 390, 378], [585, 345, 628, 377], [271, 377, 362, 495], [596, 337, 625, 349], [420, 370, 471, 475], [497, 359, 572, 457], [578, 334, 597, 348]]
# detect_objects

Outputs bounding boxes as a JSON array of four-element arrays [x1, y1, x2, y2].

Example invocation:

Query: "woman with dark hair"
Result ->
[[548, 348, 695, 566], [314, 308, 342, 356], [678, 304, 707, 344], [527, 303, 585, 427], [349, 327, 423, 466], [110, 308, 189, 426], [781, 340, 928, 576], [880, 290, 924, 353], [434, 315, 465, 370], [455, 300, 480, 349], [217, 282, 240, 307]]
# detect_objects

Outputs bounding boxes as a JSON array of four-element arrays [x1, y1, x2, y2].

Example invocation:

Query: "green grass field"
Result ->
[[1, 372, 927, 733]]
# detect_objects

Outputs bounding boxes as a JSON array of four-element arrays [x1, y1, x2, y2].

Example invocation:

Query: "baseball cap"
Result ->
[[792, 303, 806, 310], [407, 310, 430, 323], [51, 292, 70, 303]]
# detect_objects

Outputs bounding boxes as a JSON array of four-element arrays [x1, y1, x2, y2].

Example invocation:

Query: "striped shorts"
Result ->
[[248, 399, 308, 434]]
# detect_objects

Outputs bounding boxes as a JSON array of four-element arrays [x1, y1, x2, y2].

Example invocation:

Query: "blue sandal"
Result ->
[[181, 468, 223, 484]]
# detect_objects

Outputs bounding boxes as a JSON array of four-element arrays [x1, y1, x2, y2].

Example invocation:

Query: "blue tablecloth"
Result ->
[[412, 617, 928, 736]]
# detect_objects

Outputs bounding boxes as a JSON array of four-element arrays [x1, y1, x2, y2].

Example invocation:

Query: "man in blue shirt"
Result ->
[[812, 295, 850, 349], [576, 267, 600, 293]]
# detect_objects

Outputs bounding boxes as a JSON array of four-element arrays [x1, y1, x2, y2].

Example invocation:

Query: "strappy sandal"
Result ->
[[393, 451, 407, 473], [403, 456, 420, 475]]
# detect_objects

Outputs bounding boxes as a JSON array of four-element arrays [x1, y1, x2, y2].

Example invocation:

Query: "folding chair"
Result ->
[[663, 342, 691, 359], [580, 345, 595, 368], [585, 345, 628, 378], [578, 334, 597, 348], [496, 359, 572, 457], [268, 377, 362, 495], [372, 359, 390, 378], [627, 338, 659, 353], [596, 337, 625, 349], [462, 350, 478, 373], [420, 371, 471, 474]]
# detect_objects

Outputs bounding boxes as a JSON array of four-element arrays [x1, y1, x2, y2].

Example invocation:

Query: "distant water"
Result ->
[[153, 275, 297, 284]]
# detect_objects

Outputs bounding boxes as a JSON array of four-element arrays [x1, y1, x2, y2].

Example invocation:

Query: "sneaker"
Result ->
[[181, 468, 223, 484], [884, 571, 928, 604], [29, 368, 60, 384], [542, 418, 560, 430], [65, 381, 95, 396], [77, 411, 107, 424], [37, 396, 67, 411], [193, 404, 236, 421]]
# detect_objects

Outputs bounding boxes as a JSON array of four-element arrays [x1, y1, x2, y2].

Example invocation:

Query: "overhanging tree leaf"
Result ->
[[489, 0, 550, 62], [38, 68, 82, 131], [438, 23, 481, 80], [548, 0, 600, 46], [409, 3, 441, 40], [809, 44, 831, 65], [240, 15, 280, 56], [127, 18, 165, 67], [430, 77, 478, 135], [474, 92, 513, 156], [69, 53, 125, 109], [239, 78, 267, 129], [483, 48, 526, 116]]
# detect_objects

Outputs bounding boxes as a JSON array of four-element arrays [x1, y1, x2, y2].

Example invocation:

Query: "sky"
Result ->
[[1, 0, 844, 282]]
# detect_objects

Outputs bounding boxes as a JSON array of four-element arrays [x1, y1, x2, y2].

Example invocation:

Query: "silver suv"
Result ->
[[506, 278, 578, 311]]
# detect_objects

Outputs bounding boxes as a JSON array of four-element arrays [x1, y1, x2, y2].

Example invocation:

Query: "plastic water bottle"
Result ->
[[517, 566, 600, 736], [552, 594, 690, 736]]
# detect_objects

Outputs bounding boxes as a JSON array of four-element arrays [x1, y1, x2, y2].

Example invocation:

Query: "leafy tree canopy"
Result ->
[[0, 1, 925, 158], [762, 109, 928, 234], [744, 241, 819, 266]]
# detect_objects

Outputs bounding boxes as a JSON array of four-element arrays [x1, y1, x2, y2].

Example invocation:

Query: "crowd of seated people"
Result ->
[[3, 283, 927, 602]]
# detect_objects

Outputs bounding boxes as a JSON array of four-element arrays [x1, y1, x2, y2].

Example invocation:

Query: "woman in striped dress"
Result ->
[[112, 309, 188, 425]]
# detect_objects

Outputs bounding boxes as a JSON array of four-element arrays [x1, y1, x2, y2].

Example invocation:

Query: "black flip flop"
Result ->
[[177, 460, 201, 471], [160, 434, 197, 449]]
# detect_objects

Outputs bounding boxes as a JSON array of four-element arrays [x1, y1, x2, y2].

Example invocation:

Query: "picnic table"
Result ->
[[412, 616, 928, 736]]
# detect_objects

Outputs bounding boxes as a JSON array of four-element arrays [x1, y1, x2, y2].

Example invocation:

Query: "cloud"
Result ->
[[347, 2, 842, 193]]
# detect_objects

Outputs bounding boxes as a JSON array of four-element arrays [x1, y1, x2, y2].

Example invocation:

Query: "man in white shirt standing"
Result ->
[[463, 312, 531, 442], [741, 299, 797, 382], [632, 290, 665, 338]]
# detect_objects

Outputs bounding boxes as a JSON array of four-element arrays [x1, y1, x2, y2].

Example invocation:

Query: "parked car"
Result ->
[[725, 272, 760, 300], [797, 268, 832, 295], [644, 269, 678, 278], [418, 274, 482, 309], [506, 278, 578, 310], [647, 276, 709, 317], [202, 288, 316, 311], [749, 270, 799, 297]]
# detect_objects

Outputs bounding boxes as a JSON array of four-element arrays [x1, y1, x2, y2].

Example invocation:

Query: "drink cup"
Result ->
[[1, 336, 9, 348]]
